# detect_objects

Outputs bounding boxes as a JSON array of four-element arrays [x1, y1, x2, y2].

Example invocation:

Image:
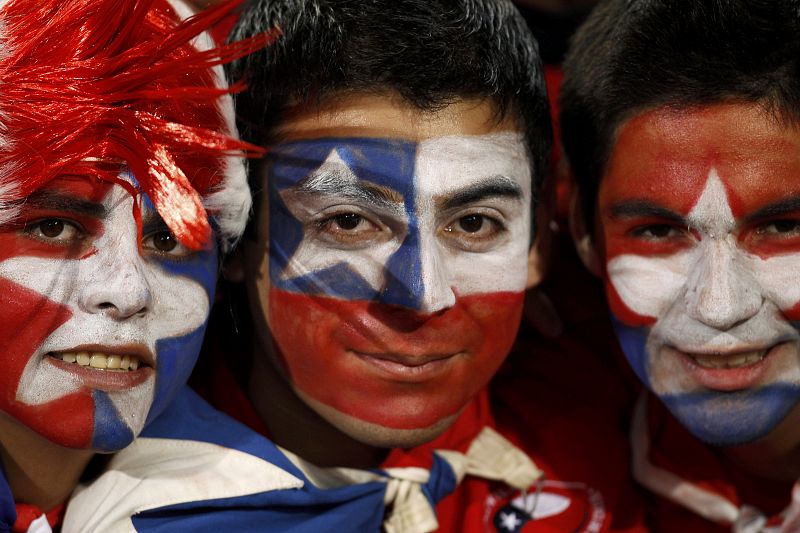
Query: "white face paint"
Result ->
[[273, 132, 532, 309], [609, 170, 800, 391], [261, 130, 534, 436], [0, 176, 216, 450], [597, 104, 800, 445]]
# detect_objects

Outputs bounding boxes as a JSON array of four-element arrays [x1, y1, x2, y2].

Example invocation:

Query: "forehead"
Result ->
[[600, 103, 800, 215], [268, 133, 530, 193], [276, 93, 520, 143]]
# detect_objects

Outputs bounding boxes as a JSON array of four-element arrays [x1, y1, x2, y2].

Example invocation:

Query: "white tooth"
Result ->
[[76, 352, 91, 366], [62, 353, 77, 364], [120, 355, 131, 371], [727, 354, 747, 368], [90, 353, 108, 369], [107, 355, 122, 370], [745, 351, 764, 365], [129, 357, 139, 371], [693, 355, 715, 368]]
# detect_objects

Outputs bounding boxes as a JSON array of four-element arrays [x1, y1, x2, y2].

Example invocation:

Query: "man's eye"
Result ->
[[329, 213, 366, 231], [143, 230, 192, 257], [315, 212, 384, 247], [759, 220, 800, 236], [25, 219, 83, 243], [630, 224, 683, 240], [442, 213, 505, 251]]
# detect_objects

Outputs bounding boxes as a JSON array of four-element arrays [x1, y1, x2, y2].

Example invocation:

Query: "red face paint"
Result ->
[[0, 278, 94, 447], [269, 289, 524, 429], [597, 104, 800, 323]]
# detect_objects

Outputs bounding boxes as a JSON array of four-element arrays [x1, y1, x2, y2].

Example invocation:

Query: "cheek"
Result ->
[[268, 289, 523, 429], [145, 252, 217, 420], [0, 278, 94, 447]]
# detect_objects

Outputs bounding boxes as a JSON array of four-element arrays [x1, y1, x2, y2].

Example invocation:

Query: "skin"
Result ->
[[233, 92, 540, 468], [0, 174, 217, 506], [585, 102, 800, 480]]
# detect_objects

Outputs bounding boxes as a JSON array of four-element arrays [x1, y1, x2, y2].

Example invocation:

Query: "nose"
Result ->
[[380, 231, 456, 313], [684, 237, 761, 330], [79, 254, 153, 320]]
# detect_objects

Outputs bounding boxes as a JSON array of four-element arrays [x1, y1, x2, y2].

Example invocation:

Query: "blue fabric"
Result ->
[[131, 386, 459, 532], [0, 466, 15, 533]]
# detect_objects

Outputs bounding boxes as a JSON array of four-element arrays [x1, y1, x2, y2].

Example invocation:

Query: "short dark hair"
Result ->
[[228, 0, 551, 216], [560, 0, 800, 224]]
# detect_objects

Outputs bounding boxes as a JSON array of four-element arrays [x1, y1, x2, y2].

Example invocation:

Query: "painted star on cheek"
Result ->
[[0, 212, 210, 444]]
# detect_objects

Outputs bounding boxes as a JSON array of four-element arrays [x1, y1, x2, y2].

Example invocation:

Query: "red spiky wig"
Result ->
[[0, 0, 277, 250]]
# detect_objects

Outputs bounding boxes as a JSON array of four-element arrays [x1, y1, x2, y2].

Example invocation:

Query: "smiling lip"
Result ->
[[44, 344, 155, 392], [668, 343, 781, 391], [353, 351, 462, 382]]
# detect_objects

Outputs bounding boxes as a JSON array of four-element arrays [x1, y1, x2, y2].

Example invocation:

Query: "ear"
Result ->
[[569, 185, 602, 277]]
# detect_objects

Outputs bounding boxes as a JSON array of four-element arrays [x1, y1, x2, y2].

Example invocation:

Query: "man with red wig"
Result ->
[[0, 0, 268, 530]]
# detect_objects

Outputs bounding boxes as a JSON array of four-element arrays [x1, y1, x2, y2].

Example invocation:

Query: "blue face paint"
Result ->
[[611, 317, 652, 389], [92, 391, 135, 451], [88, 178, 219, 449], [612, 313, 800, 446], [267, 138, 429, 310], [662, 384, 800, 446]]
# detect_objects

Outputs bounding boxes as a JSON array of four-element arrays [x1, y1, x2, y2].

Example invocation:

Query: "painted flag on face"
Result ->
[[263, 135, 532, 430]]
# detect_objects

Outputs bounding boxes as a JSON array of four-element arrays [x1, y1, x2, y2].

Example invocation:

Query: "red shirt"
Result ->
[[639, 394, 794, 532]]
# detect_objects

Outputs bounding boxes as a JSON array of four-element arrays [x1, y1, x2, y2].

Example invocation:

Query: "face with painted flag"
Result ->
[[595, 102, 800, 446], [246, 96, 534, 446], [0, 173, 216, 452]]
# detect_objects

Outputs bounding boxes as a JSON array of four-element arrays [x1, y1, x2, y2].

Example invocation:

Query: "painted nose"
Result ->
[[380, 232, 456, 313], [685, 237, 761, 330], [80, 255, 153, 319]]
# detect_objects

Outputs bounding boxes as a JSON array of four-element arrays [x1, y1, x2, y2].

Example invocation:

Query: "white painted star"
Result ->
[[499, 511, 522, 531]]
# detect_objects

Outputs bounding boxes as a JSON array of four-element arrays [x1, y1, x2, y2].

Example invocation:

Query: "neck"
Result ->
[[247, 344, 389, 469], [0, 414, 93, 510], [723, 403, 800, 482]]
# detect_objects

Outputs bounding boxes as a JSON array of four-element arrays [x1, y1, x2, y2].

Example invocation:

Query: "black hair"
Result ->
[[228, 0, 551, 223], [560, 0, 800, 224]]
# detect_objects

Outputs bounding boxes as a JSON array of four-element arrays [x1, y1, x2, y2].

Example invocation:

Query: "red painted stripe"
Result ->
[[0, 278, 93, 447], [268, 289, 523, 429]]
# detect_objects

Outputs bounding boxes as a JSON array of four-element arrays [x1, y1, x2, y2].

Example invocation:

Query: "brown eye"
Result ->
[[332, 213, 363, 230], [40, 219, 65, 238], [142, 229, 192, 257], [25, 218, 82, 244], [152, 231, 177, 252], [458, 214, 484, 233]]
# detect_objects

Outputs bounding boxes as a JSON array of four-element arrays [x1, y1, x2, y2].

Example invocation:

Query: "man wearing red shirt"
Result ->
[[561, 0, 800, 530]]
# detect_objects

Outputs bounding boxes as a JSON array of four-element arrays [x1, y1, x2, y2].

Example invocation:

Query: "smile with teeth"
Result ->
[[48, 352, 142, 372], [688, 349, 768, 370]]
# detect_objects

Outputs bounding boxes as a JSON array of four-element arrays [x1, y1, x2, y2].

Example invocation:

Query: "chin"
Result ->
[[299, 390, 461, 449], [660, 384, 800, 446]]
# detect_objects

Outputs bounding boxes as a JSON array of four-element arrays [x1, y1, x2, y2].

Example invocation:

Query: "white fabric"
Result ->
[[631, 393, 799, 532], [25, 514, 52, 533], [280, 426, 542, 533], [62, 437, 303, 533]]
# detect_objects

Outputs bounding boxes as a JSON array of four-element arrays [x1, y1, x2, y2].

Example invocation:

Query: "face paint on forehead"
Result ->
[[0, 177, 217, 451], [262, 131, 532, 432], [599, 105, 800, 446]]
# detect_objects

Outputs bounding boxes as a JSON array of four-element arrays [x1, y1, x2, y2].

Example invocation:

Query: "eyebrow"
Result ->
[[23, 191, 106, 218], [291, 168, 405, 213], [608, 200, 686, 224], [743, 196, 800, 222], [437, 176, 524, 211]]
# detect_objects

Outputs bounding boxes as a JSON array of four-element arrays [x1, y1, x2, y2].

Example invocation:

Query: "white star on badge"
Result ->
[[499, 511, 522, 531]]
